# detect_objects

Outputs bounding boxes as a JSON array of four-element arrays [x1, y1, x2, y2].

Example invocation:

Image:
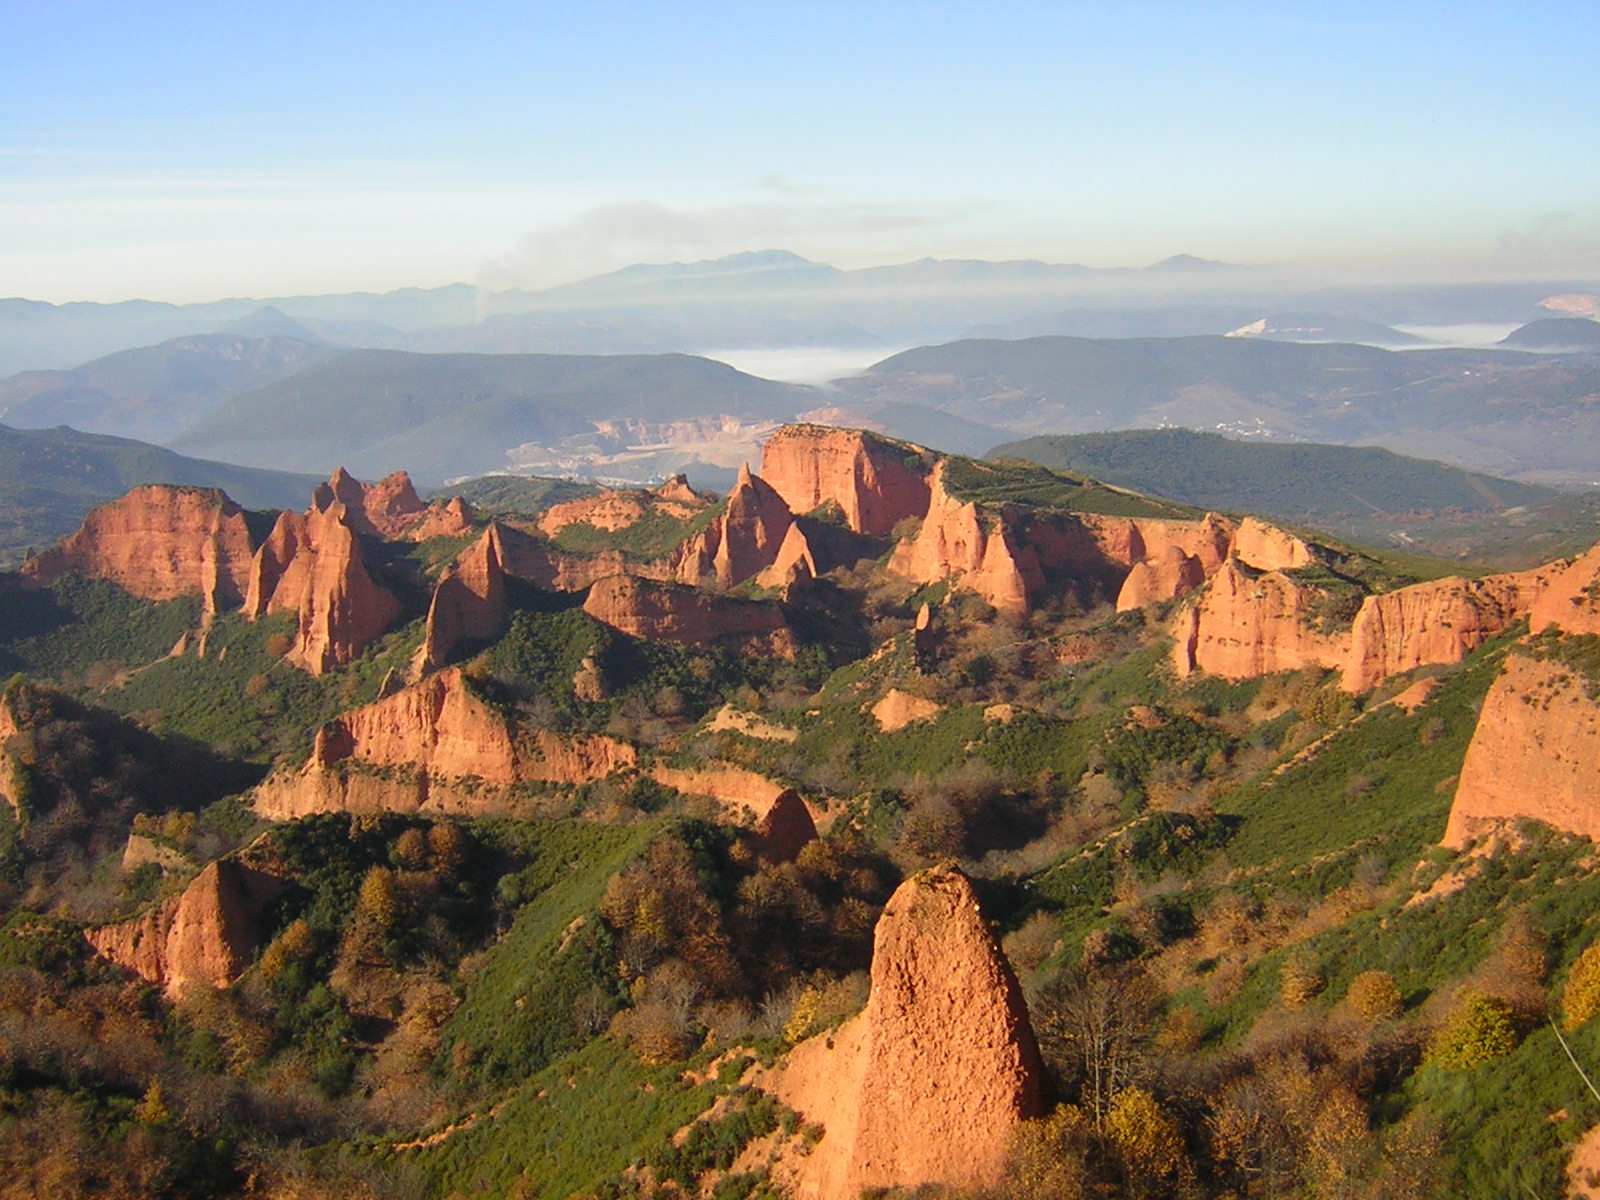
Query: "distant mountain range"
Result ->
[[836, 334, 1600, 488], [4, 250, 1595, 376]]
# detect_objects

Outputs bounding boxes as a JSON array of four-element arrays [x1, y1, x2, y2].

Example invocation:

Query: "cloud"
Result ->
[[475, 196, 944, 292]]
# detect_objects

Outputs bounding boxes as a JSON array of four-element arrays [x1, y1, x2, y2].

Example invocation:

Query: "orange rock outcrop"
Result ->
[[86, 860, 284, 999], [1231, 516, 1320, 571], [582, 575, 796, 656], [252, 667, 635, 819], [538, 475, 706, 537], [1444, 652, 1600, 847], [761, 424, 932, 536], [890, 462, 1038, 616], [22, 485, 258, 613], [771, 866, 1043, 1199], [244, 498, 400, 675], [1116, 546, 1206, 612], [1342, 566, 1560, 692], [1530, 542, 1600, 637], [1172, 558, 1346, 679], [671, 464, 797, 588], [315, 467, 472, 541], [419, 524, 510, 671]]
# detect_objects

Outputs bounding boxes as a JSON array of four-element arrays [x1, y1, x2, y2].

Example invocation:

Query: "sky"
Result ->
[[4, 0, 1598, 303]]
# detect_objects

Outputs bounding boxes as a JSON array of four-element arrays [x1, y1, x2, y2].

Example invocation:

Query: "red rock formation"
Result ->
[[761, 424, 932, 536], [1116, 546, 1206, 612], [253, 667, 636, 818], [771, 866, 1043, 1198], [1444, 651, 1600, 847], [671, 464, 797, 588], [749, 789, 818, 863], [756, 522, 818, 589], [246, 500, 400, 675], [1079, 512, 1237, 575], [1172, 558, 1346, 679], [1342, 566, 1560, 692], [890, 462, 1038, 617], [359, 470, 428, 537], [86, 860, 283, 999], [582, 575, 796, 656], [22, 485, 258, 613], [405, 495, 475, 541], [648, 762, 790, 810], [1530, 542, 1600, 637], [1231, 516, 1320, 571], [0, 687, 23, 818], [870, 688, 942, 731], [539, 476, 707, 538], [308, 467, 472, 541], [419, 524, 509, 670]]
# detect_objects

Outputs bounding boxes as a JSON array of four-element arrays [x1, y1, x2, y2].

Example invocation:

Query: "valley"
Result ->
[[4, 420, 1600, 1198]]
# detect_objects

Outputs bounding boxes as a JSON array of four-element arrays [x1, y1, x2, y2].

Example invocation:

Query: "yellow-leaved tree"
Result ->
[[1563, 942, 1600, 1030]]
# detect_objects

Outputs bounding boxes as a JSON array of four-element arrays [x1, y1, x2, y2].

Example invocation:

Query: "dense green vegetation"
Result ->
[[433, 473, 598, 516]]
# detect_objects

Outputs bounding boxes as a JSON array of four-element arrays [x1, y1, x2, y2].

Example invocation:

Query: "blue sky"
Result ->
[[4, 1, 1597, 302]]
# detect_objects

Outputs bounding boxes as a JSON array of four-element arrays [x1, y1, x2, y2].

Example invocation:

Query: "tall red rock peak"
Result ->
[[419, 523, 510, 671], [86, 859, 284, 999], [772, 865, 1044, 1198]]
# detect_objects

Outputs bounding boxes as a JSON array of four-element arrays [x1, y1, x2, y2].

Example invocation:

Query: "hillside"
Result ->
[[991, 429, 1560, 560], [0, 333, 340, 445], [169, 349, 812, 483], [4, 424, 1600, 1199], [840, 334, 1600, 487], [0, 423, 321, 566], [1499, 317, 1600, 352]]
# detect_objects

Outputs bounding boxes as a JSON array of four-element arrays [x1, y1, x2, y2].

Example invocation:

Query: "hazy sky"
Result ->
[[5, 1, 1598, 302]]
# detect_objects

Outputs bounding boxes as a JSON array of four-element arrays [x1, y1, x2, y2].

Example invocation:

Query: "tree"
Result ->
[[1104, 1087, 1186, 1200], [1564, 942, 1600, 1030], [1426, 989, 1517, 1069], [1345, 970, 1402, 1021], [1033, 963, 1158, 1121]]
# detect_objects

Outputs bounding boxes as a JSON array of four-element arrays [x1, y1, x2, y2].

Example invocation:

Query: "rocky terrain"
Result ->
[[5, 419, 1600, 1200]]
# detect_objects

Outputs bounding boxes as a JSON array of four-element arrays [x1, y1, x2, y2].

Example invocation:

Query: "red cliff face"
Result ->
[[582, 575, 797, 657], [1444, 651, 1600, 847], [1530, 542, 1600, 637], [889, 462, 1039, 617], [1342, 566, 1560, 692], [419, 524, 510, 671], [1172, 558, 1346, 679], [1116, 546, 1206, 612], [771, 866, 1044, 1199], [252, 667, 636, 819], [761, 424, 933, 536], [671, 464, 797, 588], [245, 500, 400, 675], [22, 485, 258, 613], [86, 860, 283, 999]]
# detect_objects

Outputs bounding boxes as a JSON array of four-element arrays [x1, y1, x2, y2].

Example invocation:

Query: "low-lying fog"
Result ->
[[695, 345, 902, 384]]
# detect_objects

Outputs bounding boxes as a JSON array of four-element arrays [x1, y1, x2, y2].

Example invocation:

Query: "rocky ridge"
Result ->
[[252, 667, 635, 819]]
